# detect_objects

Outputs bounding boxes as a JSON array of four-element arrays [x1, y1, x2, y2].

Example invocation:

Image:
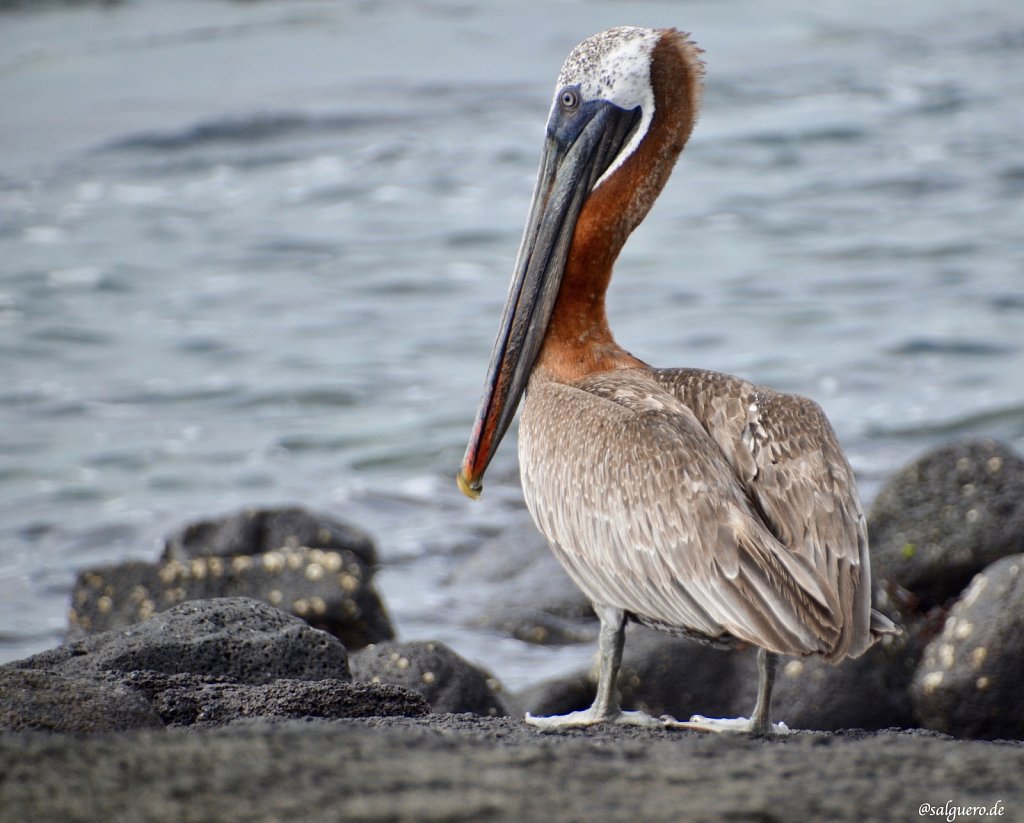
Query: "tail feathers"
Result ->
[[869, 608, 901, 639]]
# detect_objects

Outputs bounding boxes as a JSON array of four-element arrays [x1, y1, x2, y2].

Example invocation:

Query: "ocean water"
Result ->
[[1, 0, 1022, 688]]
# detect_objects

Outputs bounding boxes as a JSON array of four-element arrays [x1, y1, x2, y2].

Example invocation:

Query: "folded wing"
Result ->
[[519, 367, 875, 660]]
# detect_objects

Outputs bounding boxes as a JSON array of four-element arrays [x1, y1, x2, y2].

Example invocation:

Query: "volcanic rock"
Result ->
[[69, 506, 394, 649], [869, 439, 1024, 608], [912, 554, 1024, 739], [351, 640, 510, 717]]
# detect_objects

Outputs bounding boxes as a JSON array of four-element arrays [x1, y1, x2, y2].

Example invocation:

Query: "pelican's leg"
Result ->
[[749, 647, 778, 735], [525, 605, 662, 730], [663, 648, 791, 735]]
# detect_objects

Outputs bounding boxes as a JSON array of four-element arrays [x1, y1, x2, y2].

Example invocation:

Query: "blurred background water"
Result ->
[[1, 0, 1022, 687]]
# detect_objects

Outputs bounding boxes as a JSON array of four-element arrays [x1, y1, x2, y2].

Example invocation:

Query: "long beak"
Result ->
[[458, 100, 641, 499]]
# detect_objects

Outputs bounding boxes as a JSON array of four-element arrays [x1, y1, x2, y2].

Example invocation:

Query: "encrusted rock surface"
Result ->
[[69, 507, 394, 649], [351, 640, 510, 717], [162, 506, 378, 567], [869, 439, 1024, 608], [911, 554, 1024, 740]]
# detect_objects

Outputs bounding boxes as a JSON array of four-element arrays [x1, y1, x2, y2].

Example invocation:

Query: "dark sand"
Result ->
[[2, 714, 1022, 823]]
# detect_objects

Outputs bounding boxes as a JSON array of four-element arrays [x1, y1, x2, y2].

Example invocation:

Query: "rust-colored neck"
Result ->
[[535, 30, 703, 384]]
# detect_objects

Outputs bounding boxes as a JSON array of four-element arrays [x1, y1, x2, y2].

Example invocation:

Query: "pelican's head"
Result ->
[[552, 27, 660, 188], [458, 28, 703, 499]]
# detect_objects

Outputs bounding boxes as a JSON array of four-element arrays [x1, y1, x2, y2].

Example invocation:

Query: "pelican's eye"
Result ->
[[558, 87, 580, 112]]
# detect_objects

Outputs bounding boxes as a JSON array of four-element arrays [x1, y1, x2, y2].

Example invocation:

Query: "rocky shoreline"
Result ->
[[2, 439, 1024, 821], [2, 718, 1023, 823]]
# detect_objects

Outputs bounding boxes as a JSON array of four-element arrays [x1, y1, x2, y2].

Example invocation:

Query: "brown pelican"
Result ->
[[457, 26, 897, 734]]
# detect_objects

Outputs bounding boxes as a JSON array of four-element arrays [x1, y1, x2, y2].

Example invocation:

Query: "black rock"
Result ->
[[0, 668, 163, 733], [869, 439, 1024, 607], [474, 607, 598, 646], [69, 507, 395, 649], [163, 506, 377, 568], [911, 554, 1024, 740], [617, 629, 746, 720], [513, 670, 594, 720], [141, 674, 429, 728], [447, 513, 595, 645], [519, 627, 743, 721], [2, 598, 430, 733], [28, 597, 351, 684], [770, 637, 914, 732], [350, 640, 510, 717]]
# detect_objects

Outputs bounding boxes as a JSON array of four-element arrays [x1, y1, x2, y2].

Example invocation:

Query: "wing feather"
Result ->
[[519, 369, 855, 658], [656, 367, 874, 659]]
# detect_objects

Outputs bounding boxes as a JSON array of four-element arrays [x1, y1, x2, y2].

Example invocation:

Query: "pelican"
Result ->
[[457, 26, 897, 735]]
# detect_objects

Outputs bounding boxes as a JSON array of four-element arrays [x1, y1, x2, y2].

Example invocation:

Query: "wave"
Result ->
[[867, 403, 1024, 440], [886, 338, 1017, 357], [98, 110, 412, 154]]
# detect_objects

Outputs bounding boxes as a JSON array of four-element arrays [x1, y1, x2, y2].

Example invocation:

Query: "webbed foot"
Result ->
[[525, 706, 663, 731], [661, 714, 791, 736]]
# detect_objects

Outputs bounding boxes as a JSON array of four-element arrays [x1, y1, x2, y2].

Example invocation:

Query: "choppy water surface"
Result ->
[[1, 0, 1022, 686]]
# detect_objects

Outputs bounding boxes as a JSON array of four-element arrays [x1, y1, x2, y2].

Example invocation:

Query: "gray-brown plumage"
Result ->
[[521, 366, 878, 663], [458, 27, 897, 735]]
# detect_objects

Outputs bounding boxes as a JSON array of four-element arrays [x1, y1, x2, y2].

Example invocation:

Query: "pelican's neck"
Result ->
[[534, 30, 703, 385], [533, 216, 640, 382]]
